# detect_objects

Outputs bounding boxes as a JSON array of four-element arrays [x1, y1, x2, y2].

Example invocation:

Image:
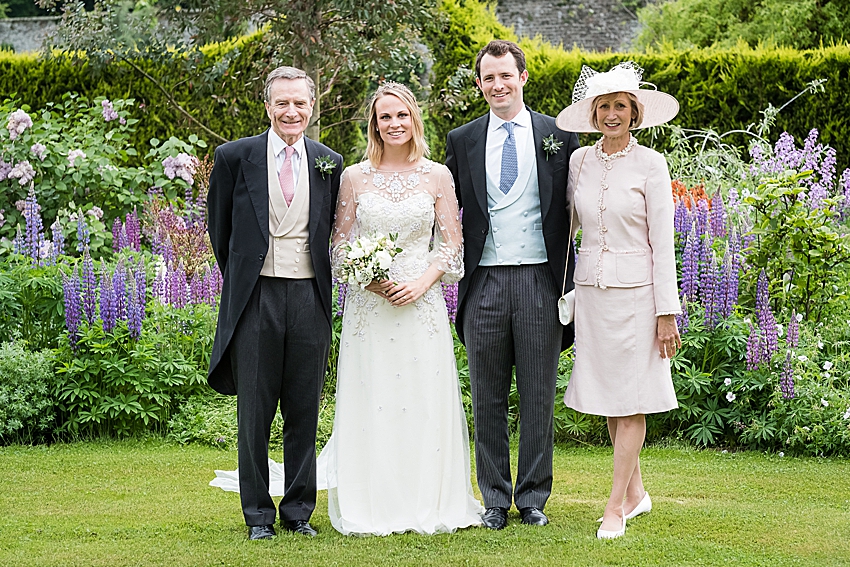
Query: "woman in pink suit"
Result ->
[[556, 62, 682, 539]]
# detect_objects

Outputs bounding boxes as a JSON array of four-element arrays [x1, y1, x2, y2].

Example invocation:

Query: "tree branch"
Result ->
[[120, 56, 230, 144]]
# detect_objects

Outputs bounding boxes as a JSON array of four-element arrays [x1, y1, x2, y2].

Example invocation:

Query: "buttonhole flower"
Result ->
[[821, 399, 829, 407], [724, 377, 732, 387], [823, 361, 833, 371], [315, 155, 337, 179], [542, 134, 563, 160], [726, 392, 736, 402]]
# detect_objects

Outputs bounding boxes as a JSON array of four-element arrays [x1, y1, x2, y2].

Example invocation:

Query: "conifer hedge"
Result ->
[[1, 0, 848, 167], [426, 0, 850, 165]]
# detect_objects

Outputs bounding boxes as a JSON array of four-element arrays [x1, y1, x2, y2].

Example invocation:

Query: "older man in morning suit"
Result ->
[[445, 40, 579, 530], [207, 66, 343, 540]]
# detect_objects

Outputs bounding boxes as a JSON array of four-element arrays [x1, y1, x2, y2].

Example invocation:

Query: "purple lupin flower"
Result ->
[[695, 199, 710, 237], [775, 131, 801, 171], [51, 220, 64, 260], [189, 271, 204, 305], [698, 235, 714, 305], [76, 214, 90, 253], [99, 264, 117, 332], [63, 268, 83, 349], [681, 227, 699, 302], [23, 187, 45, 265], [442, 282, 459, 324], [746, 323, 761, 371], [81, 250, 98, 324], [755, 270, 778, 362], [127, 280, 142, 340], [780, 350, 795, 399], [709, 192, 726, 238], [702, 256, 718, 329], [113, 260, 127, 321], [112, 218, 122, 254], [13, 226, 24, 256], [674, 199, 689, 238], [676, 296, 689, 335], [209, 263, 223, 297], [127, 260, 146, 339], [126, 209, 141, 252], [170, 262, 189, 308], [786, 311, 800, 349]]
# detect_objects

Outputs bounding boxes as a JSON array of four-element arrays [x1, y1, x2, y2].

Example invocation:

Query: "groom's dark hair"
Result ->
[[474, 40, 527, 79]]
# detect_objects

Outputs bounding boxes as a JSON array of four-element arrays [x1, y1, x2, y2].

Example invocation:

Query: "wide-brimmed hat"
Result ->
[[556, 62, 679, 133]]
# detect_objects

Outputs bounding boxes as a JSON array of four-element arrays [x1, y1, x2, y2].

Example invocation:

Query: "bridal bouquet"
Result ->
[[337, 233, 403, 288]]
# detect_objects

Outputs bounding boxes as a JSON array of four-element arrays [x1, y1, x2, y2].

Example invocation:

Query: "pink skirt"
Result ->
[[564, 284, 678, 417]]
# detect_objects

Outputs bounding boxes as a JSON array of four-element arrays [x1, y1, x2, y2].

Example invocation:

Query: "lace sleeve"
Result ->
[[430, 164, 464, 284], [331, 167, 359, 278]]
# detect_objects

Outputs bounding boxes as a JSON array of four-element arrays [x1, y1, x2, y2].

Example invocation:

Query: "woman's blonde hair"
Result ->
[[589, 92, 645, 131], [365, 82, 429, 166]]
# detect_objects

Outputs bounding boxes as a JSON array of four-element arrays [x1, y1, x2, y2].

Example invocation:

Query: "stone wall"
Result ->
[[495, 0, 645, 52], [0, 16, 58, 54]]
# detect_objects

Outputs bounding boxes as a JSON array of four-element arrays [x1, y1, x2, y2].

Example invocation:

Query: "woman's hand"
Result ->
[[365, 279, 394, 299], [657, 314, 682, 359], [384, 265, 445, 307]]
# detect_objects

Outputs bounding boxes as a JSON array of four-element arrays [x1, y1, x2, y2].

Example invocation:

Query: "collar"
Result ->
[[270, 130, 305, 159], [488, 107, 532, 132]]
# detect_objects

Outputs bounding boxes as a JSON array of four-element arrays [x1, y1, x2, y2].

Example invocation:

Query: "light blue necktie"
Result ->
[[499, 121, 518, 194]]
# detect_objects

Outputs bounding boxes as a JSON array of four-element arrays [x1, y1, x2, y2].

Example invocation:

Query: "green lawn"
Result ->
[[1, 440, 847, 567]]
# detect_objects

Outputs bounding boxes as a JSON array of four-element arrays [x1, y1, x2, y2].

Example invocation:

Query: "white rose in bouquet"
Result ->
[[337, 232, 403, 289]]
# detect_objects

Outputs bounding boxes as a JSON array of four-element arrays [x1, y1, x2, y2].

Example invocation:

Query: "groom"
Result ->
[[207, 66, 343, 540], [446, 40, 579, 529]]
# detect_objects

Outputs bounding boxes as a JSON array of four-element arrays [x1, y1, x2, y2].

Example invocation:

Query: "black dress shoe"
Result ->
[[519, 507, 549, 526], [481, 507, 509, 530], [248, 524, 276, 540], [281, 519, 318, 537]]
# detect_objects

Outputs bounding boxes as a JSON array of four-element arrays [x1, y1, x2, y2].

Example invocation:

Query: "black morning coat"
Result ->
[[445, 108, 580, 352], [206, 130, 343, 394]]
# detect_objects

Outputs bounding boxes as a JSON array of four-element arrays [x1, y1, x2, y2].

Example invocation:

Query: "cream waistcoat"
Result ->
[[260, 136, 314, 278]]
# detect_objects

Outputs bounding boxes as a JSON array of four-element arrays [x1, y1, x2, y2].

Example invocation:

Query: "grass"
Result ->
[[1, 440, 848, 567]]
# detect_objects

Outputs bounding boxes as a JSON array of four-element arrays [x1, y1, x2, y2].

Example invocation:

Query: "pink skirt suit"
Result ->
[[563, 139, 680, 417]]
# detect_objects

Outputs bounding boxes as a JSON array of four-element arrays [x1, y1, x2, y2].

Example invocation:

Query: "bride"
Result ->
[[318, 82, 484, 535]]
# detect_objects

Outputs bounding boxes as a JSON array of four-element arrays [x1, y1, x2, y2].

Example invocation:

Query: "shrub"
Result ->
[[0, 341, 55, 444], [425, 0, 850, 168]]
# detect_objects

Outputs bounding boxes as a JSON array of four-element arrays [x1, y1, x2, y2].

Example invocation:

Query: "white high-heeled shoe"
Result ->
[[596, 515, 626, 539], [596, 492, 652, 522]]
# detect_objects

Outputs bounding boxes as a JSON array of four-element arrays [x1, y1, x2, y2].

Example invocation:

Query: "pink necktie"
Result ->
[[279, 146, 296, 206]]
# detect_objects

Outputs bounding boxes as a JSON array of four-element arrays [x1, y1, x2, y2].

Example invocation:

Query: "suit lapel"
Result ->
[[531, 110, 554, 222], [465, 115, 490, 219], [243, 131, 270, 244]]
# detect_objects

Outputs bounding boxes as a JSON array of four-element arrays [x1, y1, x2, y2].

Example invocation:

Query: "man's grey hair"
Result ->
[[263, 66, 316, 102]]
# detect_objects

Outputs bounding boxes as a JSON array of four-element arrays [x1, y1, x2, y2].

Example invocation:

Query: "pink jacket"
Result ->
[[568, 143, 681, 316]]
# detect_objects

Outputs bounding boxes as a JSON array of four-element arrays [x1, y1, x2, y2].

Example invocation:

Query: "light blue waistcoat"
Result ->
[[480, 134, 548, 266]]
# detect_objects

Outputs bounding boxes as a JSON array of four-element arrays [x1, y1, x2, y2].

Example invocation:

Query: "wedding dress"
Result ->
[[317, 160, 483, 536]]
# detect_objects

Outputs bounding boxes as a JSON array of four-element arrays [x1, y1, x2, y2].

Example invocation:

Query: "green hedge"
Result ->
[[2, 1, 848, 168], [0, 32, 366, 163], [426, 0, 850, 166]]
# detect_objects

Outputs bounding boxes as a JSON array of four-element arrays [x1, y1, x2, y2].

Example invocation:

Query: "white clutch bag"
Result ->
[[557, 289, 575, 325]]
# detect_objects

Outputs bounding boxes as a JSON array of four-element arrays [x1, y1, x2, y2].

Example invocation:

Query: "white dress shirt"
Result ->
[[485, 107, 532, 191], [270, 130, 305, 188]]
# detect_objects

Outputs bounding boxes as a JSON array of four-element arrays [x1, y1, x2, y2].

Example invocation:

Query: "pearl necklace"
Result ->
[[595, 134, 637, 169]]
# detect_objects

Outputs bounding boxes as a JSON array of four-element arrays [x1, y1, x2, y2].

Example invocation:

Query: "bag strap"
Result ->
[[561, 147, 590, 296]]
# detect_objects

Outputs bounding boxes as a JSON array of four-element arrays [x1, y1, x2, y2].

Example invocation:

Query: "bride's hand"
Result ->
[[386, 279, 431, 307], [386, 266, 444, 307], [365, 279, 394, 299]]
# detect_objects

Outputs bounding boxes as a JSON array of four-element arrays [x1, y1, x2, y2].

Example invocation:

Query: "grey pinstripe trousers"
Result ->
[[464, 264, 562, 510]]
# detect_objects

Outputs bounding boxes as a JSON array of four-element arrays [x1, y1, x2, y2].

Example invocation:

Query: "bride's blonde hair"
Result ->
[[365, 82, 430, 166]]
